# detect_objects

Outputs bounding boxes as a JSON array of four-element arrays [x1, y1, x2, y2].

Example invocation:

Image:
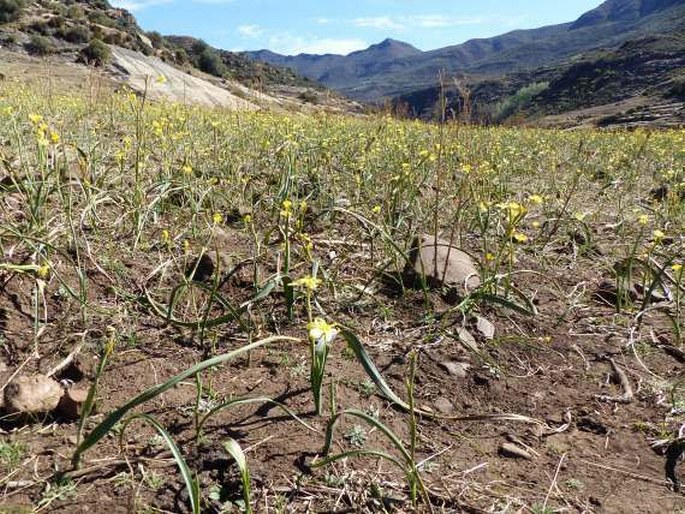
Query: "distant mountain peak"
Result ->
[[571, 0, 685, 29], [347, 38, 422, 59]]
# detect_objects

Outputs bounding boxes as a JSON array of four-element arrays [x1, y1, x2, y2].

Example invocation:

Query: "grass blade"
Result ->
[[72, 335, 299, 467], [223, 438, 252, 514], [340, 328, 433, 416], [198, 396, 319, 435], [121, 414, 200, 514]]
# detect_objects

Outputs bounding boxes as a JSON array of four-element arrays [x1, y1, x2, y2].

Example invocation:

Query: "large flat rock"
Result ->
[[110, 47, 257, 109]]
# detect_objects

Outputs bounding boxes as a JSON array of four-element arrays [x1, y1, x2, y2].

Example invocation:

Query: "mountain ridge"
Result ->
[[245, 0, 685, 102]]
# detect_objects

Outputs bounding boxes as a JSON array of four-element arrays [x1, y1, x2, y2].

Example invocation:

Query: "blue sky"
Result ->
[[111, 1, 603, 55]]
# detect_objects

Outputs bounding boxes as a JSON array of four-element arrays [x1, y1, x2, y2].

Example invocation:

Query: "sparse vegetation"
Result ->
[[0, 23, 683, 514], [0, 0, 24, 24], [79, 37, 110, 65]]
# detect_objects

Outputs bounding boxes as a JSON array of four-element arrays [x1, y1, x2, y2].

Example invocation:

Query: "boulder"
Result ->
[[3, 375, 63, 414], [406, 234, 480, 294]]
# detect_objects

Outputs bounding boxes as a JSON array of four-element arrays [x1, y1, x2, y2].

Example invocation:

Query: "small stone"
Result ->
[[57, 386, 91, 419], [457, 328, 478, 352], [441, 361, 471, 379], [433, 397, 455, 415], [633, 283, 668, 303], [498, 442, 533, 460], [594, 280, 637, 306], [406, 234, 480, 294], [475, 316, 495, 340], [4, 375, 63, 414]]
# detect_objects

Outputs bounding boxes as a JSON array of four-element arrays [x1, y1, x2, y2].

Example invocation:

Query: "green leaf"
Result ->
[[121, 414, 200, 514], [73, 335, 299, 467], [223, 438, 252, 514]]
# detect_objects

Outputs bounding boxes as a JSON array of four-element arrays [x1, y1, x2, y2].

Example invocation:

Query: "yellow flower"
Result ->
[[485, 252, 495, 262], [161, 230, 170, 244], [292, 275, 321, 291], [182, 240, 190, 253], [29, 113, 43, 124], [49, 131, 60, 144], [652, 229, 665, 243], [280, 199, 293, 217], [243, 214, 252, 224], [372, 205, 381, 214], [637, 214, 649, 226], [671, 263, 682, 273], [528, 194, 544, 206], [574, 212, 587, 222], [36, 263, 50, 279], [307, 318, 338, 347], [512, 232, 528, 244], [182, 164, 193, 175], [156, 75, 167, 84], [212, 212, 223, 225], [532, 221, 541, 229]]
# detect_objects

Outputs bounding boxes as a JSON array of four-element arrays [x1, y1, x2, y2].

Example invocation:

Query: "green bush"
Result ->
[[198, 49, 224, 77], [492, 82, 549, 123], [0, 0, 24, 24], [61, 24, 91, 44], [26, 35, 53, 56], [80, 38, 111, 66]]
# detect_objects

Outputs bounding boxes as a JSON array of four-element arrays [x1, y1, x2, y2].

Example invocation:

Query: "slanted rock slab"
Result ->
[[406, 234, 480, 295]]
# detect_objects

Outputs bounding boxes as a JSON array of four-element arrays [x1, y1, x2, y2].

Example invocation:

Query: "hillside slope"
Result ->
[[0, 0, 358, 112], [246, 0, 685, 102]]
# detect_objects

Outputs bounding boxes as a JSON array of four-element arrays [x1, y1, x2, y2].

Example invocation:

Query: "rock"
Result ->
[[649, 184, 669, 201], [441, 361, 471, 379], [633, 282, 668, 303], [475, 316, 495, 340], [57, 386, 91, 419], [433, 397, 455, 415], [185, 249, 234, 282], [594, 279, 637, 306], [406, 234, 480, 295], [3, 375, 63, 414], [457, 328, 478, 353], [498, 442, 533, 460]]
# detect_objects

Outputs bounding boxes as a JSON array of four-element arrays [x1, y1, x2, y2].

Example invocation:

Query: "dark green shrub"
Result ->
[[198, 49, 224, 76], [61, 24, 91, 43], [0, 0, 25, 24], [147, 31, 164, 49], [80, 38, 111, 66], [26, 35, 53, 56], [66, 5, 84, 20]]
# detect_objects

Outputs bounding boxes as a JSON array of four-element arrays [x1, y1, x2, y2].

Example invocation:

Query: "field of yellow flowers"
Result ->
[[0, 81, 684, 513]]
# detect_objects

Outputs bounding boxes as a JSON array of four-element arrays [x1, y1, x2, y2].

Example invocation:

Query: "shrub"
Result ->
[[80, 38, 111, 66], [61, 24, 91, 44], [66, 5, 85, 20], [26, 35, 53, 56], [492, 82, 549, 123], [0, 0, 24, 24], [147, 31, 164, 49], [198, 49, 224, 77]]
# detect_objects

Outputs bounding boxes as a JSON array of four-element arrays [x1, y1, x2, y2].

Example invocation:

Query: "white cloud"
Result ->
[[237, 24, 264, 38], [266, 33, 368, 55], [353, 16, 404, 30], [110, 0, 171, 11], [411, 14, 484, 28]]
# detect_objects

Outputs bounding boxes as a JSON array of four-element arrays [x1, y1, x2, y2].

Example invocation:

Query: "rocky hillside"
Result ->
[[0, 0, 356, 112]]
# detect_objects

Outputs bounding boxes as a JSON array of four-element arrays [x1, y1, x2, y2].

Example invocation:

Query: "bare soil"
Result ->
[[0, 223, 683, 514]]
